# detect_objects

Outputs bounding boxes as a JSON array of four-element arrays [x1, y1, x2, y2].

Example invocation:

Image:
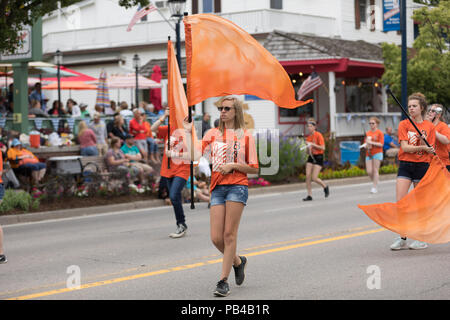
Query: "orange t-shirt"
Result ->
[[129, 118, 147, 140], [434, 121, 450, 166], [7, 147, 39, 169], [143, 121, 153, 139], [159, 126, 190, 180], [306, 131, 325, 155], [398, 119, 436, 163], [202, 128, 258, 192], [365, 129, 384, 157]]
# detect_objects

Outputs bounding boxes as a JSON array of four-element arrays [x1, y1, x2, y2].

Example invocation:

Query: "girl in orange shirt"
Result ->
[[362, 117, 384, 194], [425, 104, 450, 172], [303, 118, 329, 201], [390, 93, 435, 251], [183, 96, 258, 297]]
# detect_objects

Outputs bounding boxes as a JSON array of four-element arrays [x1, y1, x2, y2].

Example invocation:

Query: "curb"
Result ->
[[0, 174, 397, 226]]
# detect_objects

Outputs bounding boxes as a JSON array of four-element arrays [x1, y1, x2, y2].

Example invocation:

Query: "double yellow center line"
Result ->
[[6, 226, 385, 300]]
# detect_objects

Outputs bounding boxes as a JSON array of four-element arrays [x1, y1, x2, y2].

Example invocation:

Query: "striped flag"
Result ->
[[297, 71, 323, 100], [126, 2, 157, 32]]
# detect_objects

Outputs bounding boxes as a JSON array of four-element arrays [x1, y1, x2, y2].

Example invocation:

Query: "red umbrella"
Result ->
[[41, 66, 97, 82]]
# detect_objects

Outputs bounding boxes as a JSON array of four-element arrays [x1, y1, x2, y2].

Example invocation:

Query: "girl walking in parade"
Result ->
[[362, 117, 384, 194], [390, 93, 436, 251], [425, 104, 450, 172], [182, 96, 259, 297], [303, 118, 329, 201]]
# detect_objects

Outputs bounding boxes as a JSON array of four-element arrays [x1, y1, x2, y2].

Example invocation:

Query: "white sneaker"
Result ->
[[370, 187, 378, 194], [390, 237, 408, 250], [169, 224, 187, 238], [409, 240, 428, 250]]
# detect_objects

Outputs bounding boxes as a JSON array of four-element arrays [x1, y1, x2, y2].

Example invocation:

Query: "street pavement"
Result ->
[[0, 178, 449, 301]]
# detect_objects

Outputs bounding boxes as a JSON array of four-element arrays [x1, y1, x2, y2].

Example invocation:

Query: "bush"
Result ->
[[0, 189, 40, 213], [259, 135, 308, 182]]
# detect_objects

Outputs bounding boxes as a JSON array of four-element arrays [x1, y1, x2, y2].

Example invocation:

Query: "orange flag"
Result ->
[[183, 14, 313, 109], [358, 156, 450, 244]]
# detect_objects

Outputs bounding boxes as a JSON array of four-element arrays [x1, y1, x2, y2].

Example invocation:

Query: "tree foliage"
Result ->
[[0, 0, 149, 55], [382, 0, 450, 106]]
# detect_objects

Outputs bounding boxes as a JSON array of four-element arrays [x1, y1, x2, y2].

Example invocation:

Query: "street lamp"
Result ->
[[54, 49, 63, 110], [168, 0, 186, 69], [133, 53, 140, 108]]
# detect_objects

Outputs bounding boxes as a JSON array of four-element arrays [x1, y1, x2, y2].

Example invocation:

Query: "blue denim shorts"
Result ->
[[366, 152, 383, 162], [210, 185, 248, 207], [0, 183, 4, 201]]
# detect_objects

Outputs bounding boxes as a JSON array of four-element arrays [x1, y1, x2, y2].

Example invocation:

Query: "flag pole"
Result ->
[[183, 11, 195, 210], [385, 86, 435, 153], [167, 36, 171, 169]]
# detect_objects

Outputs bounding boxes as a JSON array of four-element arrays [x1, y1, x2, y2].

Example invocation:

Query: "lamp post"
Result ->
[[168, 0, 186, 69], [54, 49, 63, 110], [133, 53, 140, 108]]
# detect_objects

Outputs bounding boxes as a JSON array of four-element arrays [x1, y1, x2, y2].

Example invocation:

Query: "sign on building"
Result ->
[[383, 0, 401, 32]]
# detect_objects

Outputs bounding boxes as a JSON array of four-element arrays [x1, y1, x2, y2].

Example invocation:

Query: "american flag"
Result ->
[[297, 71, 323, 100], [127, 2, 157, 32]]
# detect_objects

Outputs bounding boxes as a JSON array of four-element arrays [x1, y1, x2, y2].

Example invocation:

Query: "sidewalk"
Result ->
[[0, 174, 397, 226]]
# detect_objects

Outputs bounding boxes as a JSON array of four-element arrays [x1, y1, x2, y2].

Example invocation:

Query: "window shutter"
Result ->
[[214, 0, 221, 13], [355, 0, 361, 30], [192, 0, 198, 14]]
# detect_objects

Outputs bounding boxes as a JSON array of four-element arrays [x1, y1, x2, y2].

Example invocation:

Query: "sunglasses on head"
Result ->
[[217, 106, 233, 112]]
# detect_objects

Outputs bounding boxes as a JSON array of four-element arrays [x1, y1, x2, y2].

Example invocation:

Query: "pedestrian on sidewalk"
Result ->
[[183, 96, 259, 297], [390, 93, 436, 251], [303, 118, 329, 201], [0, 152, 7, 264], [362, 117, 384, 194]]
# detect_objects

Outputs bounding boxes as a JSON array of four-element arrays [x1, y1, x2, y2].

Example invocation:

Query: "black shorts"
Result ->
[[397, 161, 429, 183], [447, 165, 450, 173], [307, 154, 324, 167]]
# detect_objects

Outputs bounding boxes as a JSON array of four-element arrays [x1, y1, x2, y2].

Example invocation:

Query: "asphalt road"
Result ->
[[1, 179, 449, 301]]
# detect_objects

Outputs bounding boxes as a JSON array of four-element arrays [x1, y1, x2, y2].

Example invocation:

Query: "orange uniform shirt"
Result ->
[[398, 119, 436, 163], [434, 121, 450, 166], [202, 128, 258, 192], [365, 129, 384, 157], [159, 126, 190, 180], [306, 131, 325, 155]]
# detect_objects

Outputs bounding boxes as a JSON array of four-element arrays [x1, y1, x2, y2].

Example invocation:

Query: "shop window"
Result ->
[[192, 0, 221, 14], [345, 81, 374, 113], [270, 0, 283, 10]]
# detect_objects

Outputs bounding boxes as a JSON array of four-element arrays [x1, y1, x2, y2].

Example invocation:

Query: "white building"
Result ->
[[41, 0, 418, 139]]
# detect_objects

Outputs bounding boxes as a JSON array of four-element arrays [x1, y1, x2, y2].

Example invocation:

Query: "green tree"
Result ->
[[0, 0, 149, 55], [381, 0, 450, 106]]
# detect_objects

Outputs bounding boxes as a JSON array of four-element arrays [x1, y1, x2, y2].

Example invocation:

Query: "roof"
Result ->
[[139, 31, 383, 78], [265, 30, 383, 62]]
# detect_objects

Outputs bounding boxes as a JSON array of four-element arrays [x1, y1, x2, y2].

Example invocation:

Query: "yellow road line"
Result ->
[[6, 227, 385, 300]]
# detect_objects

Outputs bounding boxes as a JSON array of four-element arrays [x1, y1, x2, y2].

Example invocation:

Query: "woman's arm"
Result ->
[[218, 163, 259, 175], [400, 140, 434, 154], [436, 131, 450, 145], [150, 109, 169, 132]]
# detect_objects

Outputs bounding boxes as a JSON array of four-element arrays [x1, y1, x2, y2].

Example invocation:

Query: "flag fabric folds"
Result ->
[[297, 71, 323, 100], [126, 2, 157, 32], [358, 156, 450, 244], [183, 14, 313, 109]]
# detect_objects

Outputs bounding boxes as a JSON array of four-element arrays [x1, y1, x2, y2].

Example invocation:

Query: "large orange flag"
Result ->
[[183, 14, 313, 109], [358, 156, 450, 244]]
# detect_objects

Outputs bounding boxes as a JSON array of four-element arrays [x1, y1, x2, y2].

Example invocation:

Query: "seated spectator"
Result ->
[[120, 134, 155, 185], [7, 139, 46, 185], [105, 100, 117, 116], [383, 126, 399, 158], [142, 112, 160, 164], [66, 98, 81, 118], [77, 120, 99, 156], [119, 102, 133, 118], [111, 114, 129, 143], [105, 137, 139, 184], [79, 103, 90, 118], [28, 100, 49, 118], [48, 100, 66, 116], [129, 108, 149, 164], [185, 174, 210, 203]]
